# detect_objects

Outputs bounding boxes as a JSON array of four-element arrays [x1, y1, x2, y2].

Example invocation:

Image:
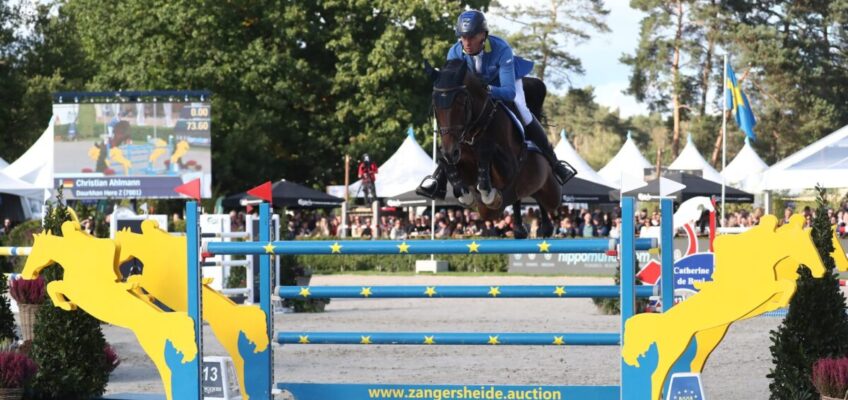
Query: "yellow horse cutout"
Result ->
[[21, 221, 197, 400], [622, 214, 828, 400], [116, 220, 269, 400]]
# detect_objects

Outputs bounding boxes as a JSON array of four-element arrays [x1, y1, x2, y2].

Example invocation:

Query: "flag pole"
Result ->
[[721, 53, 728, 226]]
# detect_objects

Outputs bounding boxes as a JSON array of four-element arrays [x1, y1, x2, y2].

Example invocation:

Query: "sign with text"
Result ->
[[509, 238, 712, 275], [52, 93, 211, 199]]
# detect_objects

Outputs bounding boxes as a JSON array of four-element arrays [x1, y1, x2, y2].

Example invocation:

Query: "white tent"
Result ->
[[1, 122, 54, 219], [553, 129, 613, 186], [761, 124, 848, 190], [327, 127, 435, 198], [0, 157, 7, 169], [3, 122, 54, 190], [721, 137, 768, 193], [598, 131, 652, 188], [667, 134, 723, 183]]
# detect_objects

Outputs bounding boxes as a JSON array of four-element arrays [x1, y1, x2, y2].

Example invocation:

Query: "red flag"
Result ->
[[246, 205, 254, 213], [174, 179, 201, 200], [636, 259, 661, 285], [247, 181, 273, 203]]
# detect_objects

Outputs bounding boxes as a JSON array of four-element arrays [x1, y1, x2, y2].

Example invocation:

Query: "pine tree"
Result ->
[[0, 273, 17, 341], [768, 186, 848, 399], [29, 188, 111, 399]]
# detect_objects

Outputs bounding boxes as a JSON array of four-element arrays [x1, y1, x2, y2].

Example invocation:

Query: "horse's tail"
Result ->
[[521, 77, 547, 122]]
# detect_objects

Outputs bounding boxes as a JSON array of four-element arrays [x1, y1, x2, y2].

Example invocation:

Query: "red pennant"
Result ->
[[174, 179, 201, 200], [246, 205, 254, 213], [247, 181, 273, 204], [636, 259, 661, 285]]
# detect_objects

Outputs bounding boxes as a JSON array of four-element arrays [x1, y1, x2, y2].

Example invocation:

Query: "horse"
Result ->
[[621, 214, 827, 399], [429, 59, 561, 238]]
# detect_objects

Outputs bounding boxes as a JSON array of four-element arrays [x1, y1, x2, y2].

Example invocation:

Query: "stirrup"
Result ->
[[553, 161, 577, 185], [415, 176, 446, 200]]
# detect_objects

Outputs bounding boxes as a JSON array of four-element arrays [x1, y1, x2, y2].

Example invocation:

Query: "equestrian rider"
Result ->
[[416, 9, 576, 200]]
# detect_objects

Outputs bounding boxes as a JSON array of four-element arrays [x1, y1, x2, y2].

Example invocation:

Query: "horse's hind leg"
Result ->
[[512, 201, 528, 239], [537, 206, 554, 238]]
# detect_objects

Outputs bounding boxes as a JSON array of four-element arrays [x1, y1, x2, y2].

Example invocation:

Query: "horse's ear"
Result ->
[[423, 60, 439, 83]]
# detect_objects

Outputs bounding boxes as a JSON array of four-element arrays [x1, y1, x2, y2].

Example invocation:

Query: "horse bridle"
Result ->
[[432, 85, 498, 146]]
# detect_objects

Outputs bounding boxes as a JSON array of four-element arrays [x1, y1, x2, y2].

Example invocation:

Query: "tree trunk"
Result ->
[[671, 0, 684, 157]]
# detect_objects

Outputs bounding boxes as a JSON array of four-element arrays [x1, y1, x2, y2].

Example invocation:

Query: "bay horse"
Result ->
[[430, 59, 561, 238]]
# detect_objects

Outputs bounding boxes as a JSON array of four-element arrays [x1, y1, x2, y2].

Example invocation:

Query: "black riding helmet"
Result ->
[[455, 10, 488, 38]]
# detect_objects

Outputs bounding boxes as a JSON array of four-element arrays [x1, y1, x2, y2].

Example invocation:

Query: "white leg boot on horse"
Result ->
[[475, 139, 502, 209]]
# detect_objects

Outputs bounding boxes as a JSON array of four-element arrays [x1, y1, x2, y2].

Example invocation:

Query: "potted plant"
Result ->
[[9, 277, 45, 342], [0, 350, 38, 399], [813, 356, 848, 400]]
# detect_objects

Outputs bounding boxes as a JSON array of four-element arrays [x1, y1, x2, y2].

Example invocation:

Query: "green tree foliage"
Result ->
[[50, 0, 488, 193], [622, 0, 724, 158], [544, 87, 624, 169], [724, 1, 848, 164], [30, 189, 111, 399], [492, 0, 609, 88], [768, 187, 848, 399], [0, 273, 16, 341]]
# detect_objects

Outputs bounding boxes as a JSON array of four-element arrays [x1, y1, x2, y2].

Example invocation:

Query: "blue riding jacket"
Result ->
[[447, 35, 534, 102]]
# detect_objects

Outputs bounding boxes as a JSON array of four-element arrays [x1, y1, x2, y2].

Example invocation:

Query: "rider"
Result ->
[[416, 9, 576, 200]]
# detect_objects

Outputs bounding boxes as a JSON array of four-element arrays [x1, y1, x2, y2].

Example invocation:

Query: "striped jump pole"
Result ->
[[278, 285, 656, 299], [0, 247, 31, 256]]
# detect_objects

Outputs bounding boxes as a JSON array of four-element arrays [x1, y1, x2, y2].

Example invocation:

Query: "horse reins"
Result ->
[[433, 85, 499, 146]]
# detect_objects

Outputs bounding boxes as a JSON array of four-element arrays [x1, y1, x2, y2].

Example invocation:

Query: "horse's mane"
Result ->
[[435, 59, 488, 99]]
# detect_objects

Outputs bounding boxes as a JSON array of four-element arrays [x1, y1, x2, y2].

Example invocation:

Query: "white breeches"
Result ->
[[513, 78, 533, 126]]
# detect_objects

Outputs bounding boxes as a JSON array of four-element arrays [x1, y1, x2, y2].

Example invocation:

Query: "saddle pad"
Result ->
[[497, 102, 541, 154]]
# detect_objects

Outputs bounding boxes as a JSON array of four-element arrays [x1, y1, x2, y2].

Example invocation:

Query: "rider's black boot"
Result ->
[[416, 163, 448, 200], [525, 118, 577, 185]]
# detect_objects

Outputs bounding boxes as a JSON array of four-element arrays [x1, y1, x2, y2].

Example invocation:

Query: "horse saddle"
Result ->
[[497, 102, 541, 154]]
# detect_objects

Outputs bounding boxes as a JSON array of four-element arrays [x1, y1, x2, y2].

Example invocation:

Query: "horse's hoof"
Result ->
[[459, 190, 475, 206], [479, 188, 497, 206]]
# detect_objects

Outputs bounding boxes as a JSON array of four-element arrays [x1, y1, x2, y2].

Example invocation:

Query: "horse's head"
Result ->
[[431, 59, 489, 165]]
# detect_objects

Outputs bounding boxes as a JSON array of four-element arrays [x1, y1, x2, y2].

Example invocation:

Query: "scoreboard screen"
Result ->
[[52, 90, 212, 199]]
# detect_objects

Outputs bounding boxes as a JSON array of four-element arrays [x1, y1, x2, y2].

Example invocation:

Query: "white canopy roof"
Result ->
[[0, 170, 43, 197], [553, 130, 613, 186], [721, 137, 768, 193], [3, 122, 54, 189], [0, 157, 8, 169], [761, 124, 848, 190], [667, 134, 723, 183], [598, 131, 652, 188], [327, 127, 435, 198]]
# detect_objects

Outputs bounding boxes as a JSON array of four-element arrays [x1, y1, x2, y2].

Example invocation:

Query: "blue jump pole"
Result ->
[[277, 332, 621, 346], [258, 203, 272, 398], [207, 238, 657, 256], [277, 285, 655, 299], [184, 201, 202, 399], [660, 198, 675, 310]]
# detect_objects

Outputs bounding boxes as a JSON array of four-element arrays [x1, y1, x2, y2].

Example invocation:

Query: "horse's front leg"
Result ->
[[444, 163, 475, 206], [475, 140, 502, 208]]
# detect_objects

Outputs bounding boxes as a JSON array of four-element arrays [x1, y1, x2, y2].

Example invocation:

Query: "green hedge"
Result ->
[[277, 236, 507, 273]]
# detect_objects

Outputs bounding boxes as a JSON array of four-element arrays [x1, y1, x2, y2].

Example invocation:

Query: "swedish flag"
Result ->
[[725, 61, 756, 140]]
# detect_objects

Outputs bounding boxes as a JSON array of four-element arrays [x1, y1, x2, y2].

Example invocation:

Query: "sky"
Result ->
[[488, 0, 649, 117]]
